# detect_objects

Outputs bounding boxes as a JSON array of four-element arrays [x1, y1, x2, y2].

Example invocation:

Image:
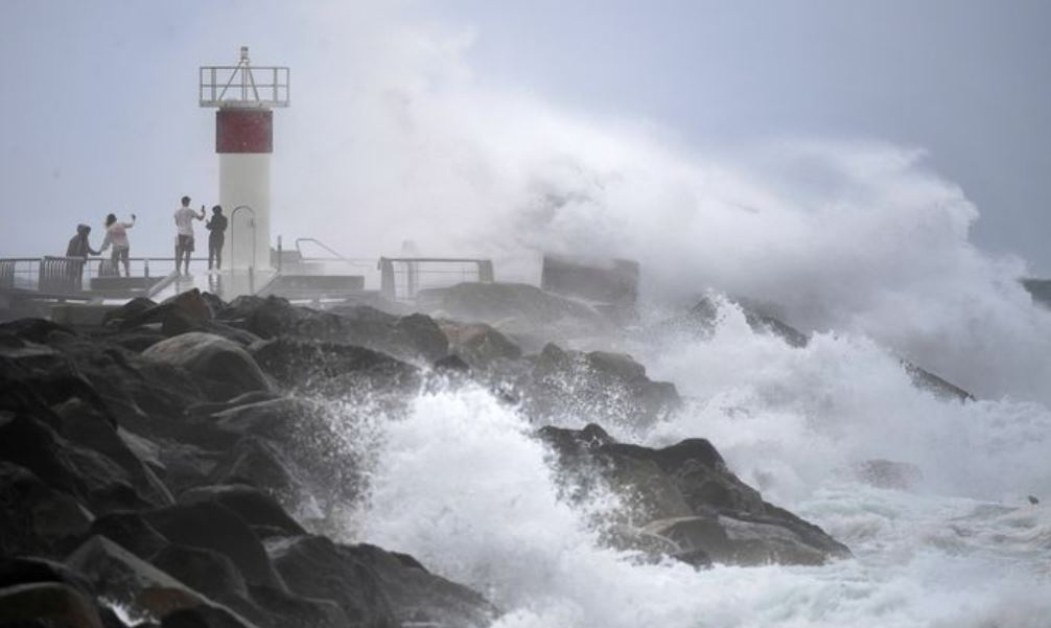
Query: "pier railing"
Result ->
[[0, 256, 207, 300]]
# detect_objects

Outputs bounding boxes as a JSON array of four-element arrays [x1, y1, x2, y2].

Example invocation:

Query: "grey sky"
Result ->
[[1, 1, 1049, 274]]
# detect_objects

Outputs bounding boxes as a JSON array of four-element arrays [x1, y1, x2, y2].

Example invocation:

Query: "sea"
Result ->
[[338, 143, 1051, 626]]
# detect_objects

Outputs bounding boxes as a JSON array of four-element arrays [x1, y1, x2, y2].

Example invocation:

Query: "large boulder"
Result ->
[[0, 412, 150, 514], [525, 344, 680, 428], [0, 462, 92, 559], [250, 338, 419, 396], [351, 543, 499, 628], [439, 321, 522, 370], [0, 582, 105, 628], [265, 535, 397, 628], [65, 536, 245, 624], [141, 501, 286, 591], [177, 485, 305, 538], [538, 424, 851, 567], [141, 333, 272, 402]]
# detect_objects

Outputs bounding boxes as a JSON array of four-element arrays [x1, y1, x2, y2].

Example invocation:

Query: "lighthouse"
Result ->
[[199, 47, 289, 272]]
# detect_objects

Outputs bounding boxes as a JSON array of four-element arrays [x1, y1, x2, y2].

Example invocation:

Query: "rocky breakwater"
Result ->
[[0, 287, 855, 626], [0, 291, 496, 627]]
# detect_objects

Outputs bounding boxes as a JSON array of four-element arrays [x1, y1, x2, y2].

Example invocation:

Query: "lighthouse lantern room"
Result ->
[[199, 47, 289, 272]]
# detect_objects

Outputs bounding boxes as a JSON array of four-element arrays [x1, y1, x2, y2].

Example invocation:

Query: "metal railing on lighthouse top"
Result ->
[[199, 46, 290, 109]]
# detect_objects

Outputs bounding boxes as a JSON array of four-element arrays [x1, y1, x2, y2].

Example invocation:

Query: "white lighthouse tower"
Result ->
[[199, 47, 289, 273]]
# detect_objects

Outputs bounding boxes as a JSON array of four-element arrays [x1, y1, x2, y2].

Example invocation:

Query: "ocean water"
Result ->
[[350, 299, 1051, 628], [262, 11, 1051, 623]]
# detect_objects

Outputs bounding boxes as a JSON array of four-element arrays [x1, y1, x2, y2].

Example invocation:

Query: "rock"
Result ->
[[103, 298, 158, 327], [0, 582, 105, 628], [527, 344, 680, 427], [54, 397, 174, 507], [350, 543, 499, 628], [65, 536, 245, 624], [643, 513, 837, 566], [215, 296, 304, 340], [265, 535, 397, 628], [88, 511, 170, 560], [149, 545, 255, 622], [854, 459, 924, 490], [0, 462, 92, 559], [539, 424, 851, 566], [208, 438, 300, 506], [440, 322, 522, 369], [901, 361, 974, 402], [141, 502, 286, 591], [0, 412, 149, 514], [250, 338, 419, 396], [177, 485, 306, 538], [0, 557, 96, 594], [159, 606, 256, 628], [141, 333, 272, 402], [392, 313, 448, 363]]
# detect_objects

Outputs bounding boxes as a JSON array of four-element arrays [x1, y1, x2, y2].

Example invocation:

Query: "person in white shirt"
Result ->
[[100, 212, 136, 277], [174, 195, 205, 276]]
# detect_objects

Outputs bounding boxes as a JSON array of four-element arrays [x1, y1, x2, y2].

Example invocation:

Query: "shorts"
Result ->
[[177, 235, 195, 253]]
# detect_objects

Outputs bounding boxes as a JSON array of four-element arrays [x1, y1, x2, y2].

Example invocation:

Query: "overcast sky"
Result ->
[[2, 0, 1049, 274]]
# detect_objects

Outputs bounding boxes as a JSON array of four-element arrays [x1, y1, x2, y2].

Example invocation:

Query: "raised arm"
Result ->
[[122, 213, 136, 229]]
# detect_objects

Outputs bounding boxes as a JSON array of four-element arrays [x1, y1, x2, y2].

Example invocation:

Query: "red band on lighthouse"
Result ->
[[216, 109, 273, 153]]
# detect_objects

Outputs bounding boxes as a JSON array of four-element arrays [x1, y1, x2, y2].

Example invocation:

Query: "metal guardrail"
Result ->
[[0, 256, 207, 300]]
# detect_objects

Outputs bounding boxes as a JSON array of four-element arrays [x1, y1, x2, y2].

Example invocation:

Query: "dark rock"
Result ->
[[114, 290, 213, 337], [149, 545, 256, 622], [244, 585, 350, 628], [159, 606, 255, 628], [54, 397, 174, 507], [208, 438, 299, 505], [539, 425, 851, 566], [392, 313, 448, 362], [0, 412, 148, 513], [527, 344, 680, 427], [103, 298, 158, 327], [265, 535, 397, 628], [177, 485, 305, 538], [88, 511, 170, 561], [439, 321, 522, 369], [0, 557, 95, 595], [65, 536, 234, 623], [350, 543, 499, 628], [250, 338, 419, 395], [901, 361, 974, 402], [141, 502, 285, 591], [0, 582, 105, 628], [141, 333, 272, 402], [0, 462, 92, 559]]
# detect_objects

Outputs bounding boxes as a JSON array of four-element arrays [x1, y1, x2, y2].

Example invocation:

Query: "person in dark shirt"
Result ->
[[205, 205, 228, 271], [66, 224, 100, 258]]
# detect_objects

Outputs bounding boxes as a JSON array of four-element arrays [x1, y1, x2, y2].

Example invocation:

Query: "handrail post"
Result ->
[[144, 258, 150, 278]]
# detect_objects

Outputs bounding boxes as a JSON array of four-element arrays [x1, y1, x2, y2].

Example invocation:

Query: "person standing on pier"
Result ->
[[66, 224, 100, 258], [205, 205, 228, 272], [174, 196, 205, 276], [100, 213, 136, 277]]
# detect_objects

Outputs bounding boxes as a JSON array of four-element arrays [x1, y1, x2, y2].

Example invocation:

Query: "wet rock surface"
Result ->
[[0, 290, 855, 625], [538, 424, 851, 567]]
